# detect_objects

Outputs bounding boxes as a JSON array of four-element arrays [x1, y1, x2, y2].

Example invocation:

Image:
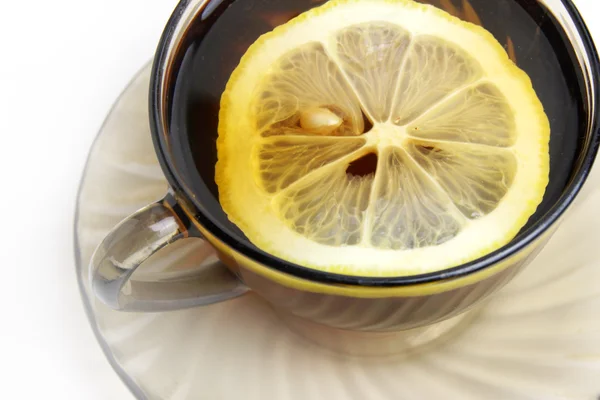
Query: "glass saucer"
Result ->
[[75, 64, 600, 400]]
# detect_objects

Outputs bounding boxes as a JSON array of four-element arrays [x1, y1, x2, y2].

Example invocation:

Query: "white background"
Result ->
[[0, 0, 597, 399]]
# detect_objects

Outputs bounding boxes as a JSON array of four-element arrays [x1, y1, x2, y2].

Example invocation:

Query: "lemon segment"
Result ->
[[255, 43, 364, 137], [368, 147, 464, 250], [334, 22, 412, 122], [255, 136, 366, 193], [216, 0, 550, 276], [406, 83, 517, 146], [404, 140, 517, 219], [276, 163, 375, 247], [391, 35, 483, 126]]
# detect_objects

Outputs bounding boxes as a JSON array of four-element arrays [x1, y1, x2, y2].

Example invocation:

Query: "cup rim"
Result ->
[[149, 0, 600, 287]]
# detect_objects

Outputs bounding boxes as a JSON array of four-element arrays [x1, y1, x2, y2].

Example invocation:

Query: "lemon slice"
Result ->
[[216, 0, 550, 277]]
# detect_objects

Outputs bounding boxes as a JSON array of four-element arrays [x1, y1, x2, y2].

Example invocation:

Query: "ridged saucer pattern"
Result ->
[[75, 65, 600, 399]]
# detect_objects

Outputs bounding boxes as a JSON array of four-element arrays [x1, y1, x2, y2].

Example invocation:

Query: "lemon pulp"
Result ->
[[216, 0, 550, 277]]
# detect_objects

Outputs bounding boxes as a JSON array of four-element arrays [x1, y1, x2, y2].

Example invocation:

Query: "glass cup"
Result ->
[[90, 0, 600, 332]]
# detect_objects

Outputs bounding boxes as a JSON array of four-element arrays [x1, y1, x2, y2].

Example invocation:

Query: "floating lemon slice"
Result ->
[[216, 0, 550, 276]]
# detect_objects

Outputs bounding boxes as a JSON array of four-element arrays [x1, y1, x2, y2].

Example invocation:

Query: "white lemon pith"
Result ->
[[216, 0, 550, 276]]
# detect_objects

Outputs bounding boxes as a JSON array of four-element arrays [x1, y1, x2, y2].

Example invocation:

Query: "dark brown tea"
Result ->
[[167, 0, 586, 241]]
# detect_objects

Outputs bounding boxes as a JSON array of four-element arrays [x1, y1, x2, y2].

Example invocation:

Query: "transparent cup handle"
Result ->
[[89, 194, 249, 312]]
